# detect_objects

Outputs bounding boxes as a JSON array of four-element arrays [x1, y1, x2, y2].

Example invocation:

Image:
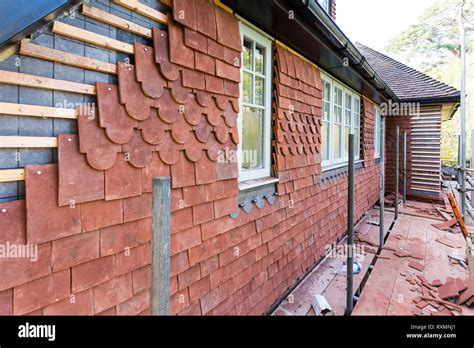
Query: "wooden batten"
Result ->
[[52, 21, 134, 54], [113, 0, 168, 24], [0, 70, 96, 95], [0, 102, 78, 119], [0, 169, 25, 183], [20, 41, 117, 75], [81, 4, 153, 38], [0, 136, 58, 148]]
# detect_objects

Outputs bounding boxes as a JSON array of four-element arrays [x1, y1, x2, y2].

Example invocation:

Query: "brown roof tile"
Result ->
[[142, 153, 170, 193], [134, 42, 166, 99], [0, 200, 26, 245], [104, 155, 142, 201], [172, 0, 197, 31], [215, 5, 242, 52], [184, 27, 208, 53], [138, 108, 168, 145], [168, 18, 195, 69], [195, 0, 217, 39], [121, 129, 155, 168]]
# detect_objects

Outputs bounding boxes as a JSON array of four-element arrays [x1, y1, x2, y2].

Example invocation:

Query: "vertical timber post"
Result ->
[[151, 176, 171, 315], [395, 126, 399, 220], [346, 134, 354, 316], [459, 1, 467, 222], [403, 130, 407, 204], [380, 117, 385, 250]]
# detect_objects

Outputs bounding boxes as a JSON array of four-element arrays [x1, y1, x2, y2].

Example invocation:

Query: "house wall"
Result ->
[[0, 0, 380, 316], [330, 0, 337, 20]]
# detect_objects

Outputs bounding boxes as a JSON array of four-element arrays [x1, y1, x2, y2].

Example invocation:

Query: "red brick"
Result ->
[[25, 164, 81, 244], [105, 156, 142, 201], [100, 221, 140, 256], [170, 251, 189, 277], [81, 199, 123, 232], [189, 275, 210, 302], [132, 265, 151, 294], [123, 193, 151, 222], [52, 230, 99, 271], [0, 243, 51, 292], [178, 264, 201, 290], [0, 289, 13, 315], [195, 51, 215, 75], [0, 200, 26, 245], [72, 255, 115, 293], [137, 218, 152, 243], [93, 273, 133, 314], [170, 207, 193, 233], [171, 225, 201, 255], [116, 290, 150, 315], [200, 286, 221, 314], [205, 74, 225, 94], [214, 196, 238, 219], [182, 68, 206, 90], [215, 60, 240, 82], [14, 270, 70, 315], [43, 289, 93, 315], [193, 202, 214, 225], [115, 243, 150, 276]]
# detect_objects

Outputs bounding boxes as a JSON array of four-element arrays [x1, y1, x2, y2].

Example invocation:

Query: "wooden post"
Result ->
[[151, 177, 170, 315]]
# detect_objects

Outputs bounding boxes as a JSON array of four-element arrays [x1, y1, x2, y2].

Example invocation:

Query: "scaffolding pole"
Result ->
[[403, 130, 407, 204], [346, 133, 355, 316], [395, 126, 399, 220], [379, 117, 385, 250], [459, 0, 467, 222]]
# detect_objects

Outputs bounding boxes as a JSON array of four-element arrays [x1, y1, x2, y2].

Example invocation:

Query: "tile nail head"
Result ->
[[1, 209, 6, 213], [37, 171, 42, 175]]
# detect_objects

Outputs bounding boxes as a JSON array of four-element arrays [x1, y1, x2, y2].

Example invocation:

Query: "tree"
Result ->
[[385, 0, 474, 166]]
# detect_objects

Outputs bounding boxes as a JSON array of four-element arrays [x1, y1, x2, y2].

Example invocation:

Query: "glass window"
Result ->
[[238, 24, 273, 182]]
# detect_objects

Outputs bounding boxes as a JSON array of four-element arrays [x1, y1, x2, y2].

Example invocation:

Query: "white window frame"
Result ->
[[321, 71, 361, 169], [374, 106, 382, 158], [237, 24, 273, 182]]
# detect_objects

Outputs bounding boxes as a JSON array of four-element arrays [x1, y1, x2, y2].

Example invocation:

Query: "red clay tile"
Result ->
[[171, 151, 196, 188], [216, 160, 238, 181], [184, 27, 207, 53], [142, 152, 170, 193], [183, 94, 204, 126], [157, 132, 182, 165], [431, 279, 443, 287], [25, 164, 81, 244], [184, 131, 204, 162], [172, 0, 197, 30], [205, 133, 221, 162], [195, 153, 217, 184], [207, 38, 226, 61], [196, 90, 212, 107], [117, 63, 155, 121], [157, 88, 181, 124], [0, 200, 26, 245], [215, 59, 240, 82], [205, 99, 223, 126], [52, 231, 99, 271], [182, 68, 206, 90], [408, 261, 424, 272], [104, 155, 142, 201], [224, 80, 239, 97], [168, 76, 192, 104], [123, 193, 152, 222], [58, 134, 105, 206], [223, 46, 241, 68], [215, 6, 241, 52], [138, 108, 169, 145], [215, 122, 229, 144], [81, 199, 123, 232], [195, 51, 216, 75], [168, 18, 195, 69], [194, 115, 213, 143], [121, 129, 155, 168], [170, 113, 192, 144], [195, 0, 217, 39], [152, 28, 180, 81], [438, 280, 459, 300], [77, 106, 121, 171], [134, 42, 166, 99]]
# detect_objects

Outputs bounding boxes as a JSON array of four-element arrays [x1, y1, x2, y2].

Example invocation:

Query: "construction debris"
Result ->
[[312, 295, 334, 316], [436, 236, 464, 249], [408, 261, 425, 272]]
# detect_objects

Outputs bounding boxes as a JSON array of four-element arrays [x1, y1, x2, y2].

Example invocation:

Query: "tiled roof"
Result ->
[[355, 43, 460, 103]]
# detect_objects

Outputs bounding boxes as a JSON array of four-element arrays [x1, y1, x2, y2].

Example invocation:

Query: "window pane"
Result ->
[[334, 87, 342, 123], [242, 106, 264, 171], [255, 45, 264, 74], [333, 124, 341, 160], [322, 121, 329, 161], [345, 94, 352, 125], [323, 101, 330, 121], [254, 76, 264, 106], [243, 72, 252, 104], [323, 81, 331, 102], [243, 39, 253, 70]]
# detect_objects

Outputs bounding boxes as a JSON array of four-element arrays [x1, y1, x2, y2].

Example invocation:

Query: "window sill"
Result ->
[[322, 160, 363, 173], [238, 176, 279, 192]]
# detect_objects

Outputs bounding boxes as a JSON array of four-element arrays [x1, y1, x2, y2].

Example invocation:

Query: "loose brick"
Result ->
[[115, 243, 150, 276], [132, 265, 151, 294], [52, 230, 100, 271], [123, 193, 152, 222], [43, 289, 94, 315], [81, 199, 123, 232], [116, 290, 150, 315], [100, 221, 140, 256], [193, 202, 214, 225], [0, 243, 51, 292], [178, 264, 201, 290], [0, 289, 13, 315], [170, 226, 201, 255], [93, 273, 133, 314], [72, 255, 115, 293], [14, 270, 70, 315]]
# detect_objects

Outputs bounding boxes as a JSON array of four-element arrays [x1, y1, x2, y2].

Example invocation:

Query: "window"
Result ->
[[374, 106, 382, 158], [321, 72, 361, 168], [238, 24, 273, 182], [318, 0, 330, 13]]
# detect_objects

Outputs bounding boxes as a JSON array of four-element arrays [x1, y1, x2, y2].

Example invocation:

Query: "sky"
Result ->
[[337, 0, 436, 58]]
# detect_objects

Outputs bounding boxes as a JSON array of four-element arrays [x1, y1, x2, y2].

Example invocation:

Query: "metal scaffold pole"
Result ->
[[395, 126, 399, 220], [346, 134, 355, 316], [459, 0, 467, 222], [379, 117, 385, 250]]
